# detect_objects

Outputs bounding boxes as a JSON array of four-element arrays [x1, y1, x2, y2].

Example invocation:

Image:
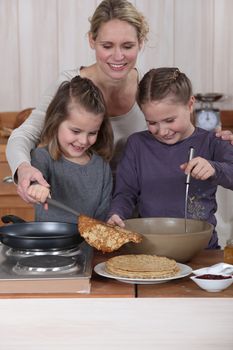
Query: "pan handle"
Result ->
[[47, 198, 80, 217], [1, 215, 26, 224]]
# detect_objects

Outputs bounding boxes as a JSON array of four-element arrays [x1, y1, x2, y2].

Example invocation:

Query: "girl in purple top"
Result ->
[[108, 67, 233, 248]]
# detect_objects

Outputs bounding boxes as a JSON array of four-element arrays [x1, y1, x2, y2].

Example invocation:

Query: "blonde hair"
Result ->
[[89, 0, 149, 43], [41, 76, 113, 161]]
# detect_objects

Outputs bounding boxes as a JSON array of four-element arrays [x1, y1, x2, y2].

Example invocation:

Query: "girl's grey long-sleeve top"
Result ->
[[31, 147, 113, 223]]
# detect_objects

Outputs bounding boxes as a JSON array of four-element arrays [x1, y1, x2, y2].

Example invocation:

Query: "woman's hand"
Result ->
[[27, 184, 50, 203], [180, 157, 215, 180], [215, 129, 233, 145], [27, 184, 50, 210], [107, 214, 125, 227], [17, 162, 50, 203]]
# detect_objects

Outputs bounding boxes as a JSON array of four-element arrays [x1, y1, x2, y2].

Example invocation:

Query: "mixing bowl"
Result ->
[[121, 217, 213, 262]]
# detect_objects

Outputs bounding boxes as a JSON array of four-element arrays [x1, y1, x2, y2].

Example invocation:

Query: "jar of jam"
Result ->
[[224, 238, 233, 264]]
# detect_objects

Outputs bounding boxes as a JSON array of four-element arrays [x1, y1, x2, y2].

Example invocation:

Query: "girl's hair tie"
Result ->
[[171, 68, 180, 81]]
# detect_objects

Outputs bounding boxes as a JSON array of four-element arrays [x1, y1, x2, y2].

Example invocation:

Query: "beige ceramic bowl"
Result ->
[[122, 217, 213, 263]]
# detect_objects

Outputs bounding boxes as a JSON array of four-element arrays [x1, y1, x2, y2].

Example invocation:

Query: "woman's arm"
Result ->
[[6, 109, 45, 180], [6, 72, 69, 178], [6, 108, 50, 203]]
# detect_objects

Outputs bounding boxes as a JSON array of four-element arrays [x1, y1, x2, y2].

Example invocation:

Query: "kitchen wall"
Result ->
[[0, 0, 233, 111]]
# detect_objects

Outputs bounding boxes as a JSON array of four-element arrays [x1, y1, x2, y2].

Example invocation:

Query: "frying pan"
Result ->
[[0, 205, 83, 250]]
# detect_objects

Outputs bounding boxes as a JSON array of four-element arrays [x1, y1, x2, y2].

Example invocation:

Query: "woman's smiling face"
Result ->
[[141, 96, 195, 144], [89, 19, 141, 81]]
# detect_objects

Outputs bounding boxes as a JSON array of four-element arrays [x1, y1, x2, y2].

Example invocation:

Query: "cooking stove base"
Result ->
[[0, 242, 93, 294]]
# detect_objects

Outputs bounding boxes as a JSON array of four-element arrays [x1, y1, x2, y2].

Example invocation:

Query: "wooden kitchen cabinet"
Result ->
[[221, 110, 233, 131], [0, 161, 34, 224], [0, 109, 35, 224]]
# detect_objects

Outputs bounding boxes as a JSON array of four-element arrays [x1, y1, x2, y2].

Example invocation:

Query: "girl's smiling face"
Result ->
[[57, 104, 103, 163], [89, 19, 141, 81], [141, 96, 195, 144]]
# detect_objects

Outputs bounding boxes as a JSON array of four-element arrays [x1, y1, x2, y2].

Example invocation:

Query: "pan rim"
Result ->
[[0, 221, 80, 239]]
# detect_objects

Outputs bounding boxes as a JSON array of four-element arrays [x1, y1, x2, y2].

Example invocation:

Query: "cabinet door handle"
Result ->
[[3, 176, 13, 183]]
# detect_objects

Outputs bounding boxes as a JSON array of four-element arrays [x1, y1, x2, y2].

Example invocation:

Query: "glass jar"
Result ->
[[224, 238, 233, 264]]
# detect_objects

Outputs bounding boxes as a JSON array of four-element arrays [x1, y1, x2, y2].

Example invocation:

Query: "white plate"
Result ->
[[94, 262, 192, 285]]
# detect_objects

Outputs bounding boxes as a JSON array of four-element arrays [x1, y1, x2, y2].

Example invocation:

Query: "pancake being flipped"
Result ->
[[78, 215, 142, 253], [105, 254, 180, 279]]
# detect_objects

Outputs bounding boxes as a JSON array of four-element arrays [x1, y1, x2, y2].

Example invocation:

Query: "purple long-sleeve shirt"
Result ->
[[109, 128, 233, 248]]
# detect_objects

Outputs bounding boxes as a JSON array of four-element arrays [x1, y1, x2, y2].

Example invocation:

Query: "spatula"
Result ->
[[47, 198, 80, 216]]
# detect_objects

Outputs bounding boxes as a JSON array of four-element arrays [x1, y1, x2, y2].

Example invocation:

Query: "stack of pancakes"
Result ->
[[105, 254, 180, 279]]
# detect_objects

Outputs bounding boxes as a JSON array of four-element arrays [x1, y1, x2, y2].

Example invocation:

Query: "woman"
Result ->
[[6, 0, 233, 204], [6, 0, 148, 204]]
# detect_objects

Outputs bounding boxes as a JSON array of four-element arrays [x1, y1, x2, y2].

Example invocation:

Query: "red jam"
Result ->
[[196, 274, 232, 280]]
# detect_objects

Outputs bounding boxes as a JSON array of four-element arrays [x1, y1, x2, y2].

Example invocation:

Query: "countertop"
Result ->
[[0, 249, 232, 299], [0, 250, 233, 349], [137, 250, 233, 298]]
